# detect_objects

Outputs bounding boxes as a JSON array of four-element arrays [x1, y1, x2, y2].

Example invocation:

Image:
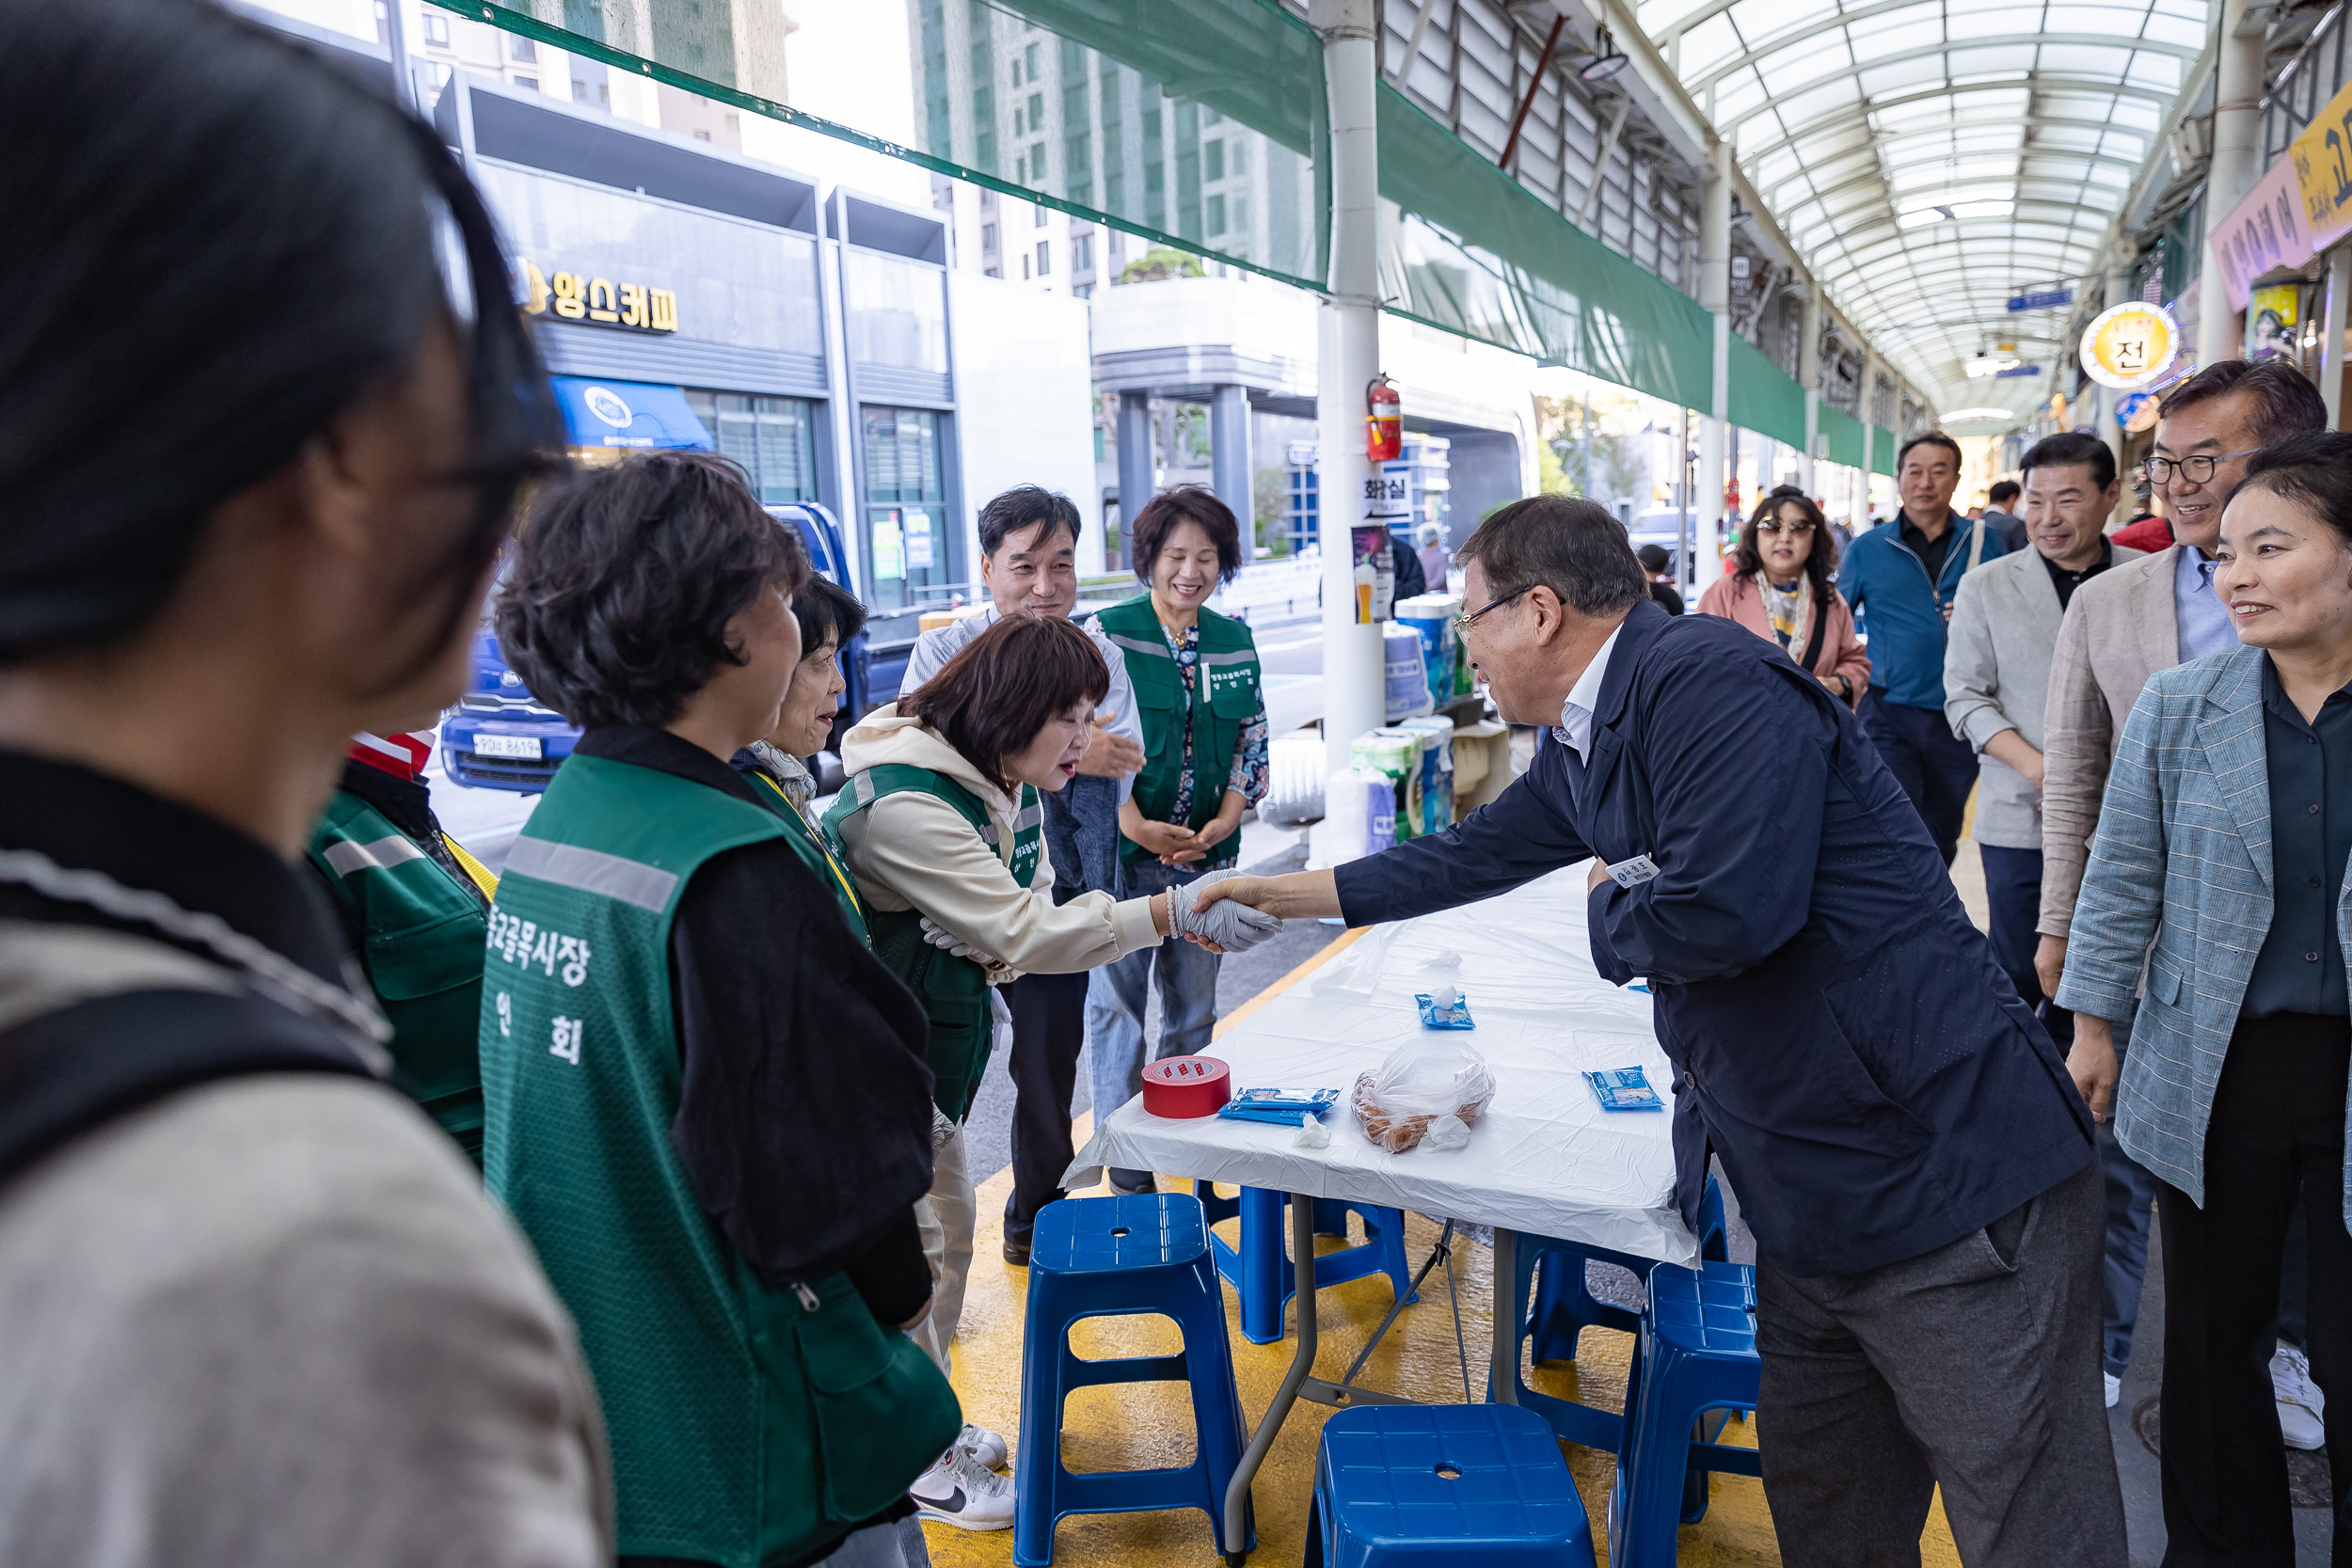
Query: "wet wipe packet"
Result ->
[[1583, 1067, 1663, 1112], [1218, 1086, 1342, 1127], [1416, 986, 1474, 1029]]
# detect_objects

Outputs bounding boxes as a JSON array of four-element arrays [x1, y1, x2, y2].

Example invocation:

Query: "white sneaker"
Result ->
[[910, 1443, 1016, 1530], [2105, 1371, 2121, 1409], [2272, 1344, 2327, 1452], [957, 1421, 1010, 1472]]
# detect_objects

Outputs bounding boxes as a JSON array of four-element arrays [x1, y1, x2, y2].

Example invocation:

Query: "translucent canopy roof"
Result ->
[[1634, 0, 2211, 420]]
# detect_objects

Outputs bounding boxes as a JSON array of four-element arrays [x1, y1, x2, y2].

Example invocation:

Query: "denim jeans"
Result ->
[[2099, 1006, 2159, 1377], [1085, 859, 1222, 1132]]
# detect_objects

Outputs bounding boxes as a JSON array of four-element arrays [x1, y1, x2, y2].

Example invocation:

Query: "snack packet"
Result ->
[[1416, 985, 1474, 1029], [1583, 1067, 1663, 1112], [1217, 1086, 1341, 1127]]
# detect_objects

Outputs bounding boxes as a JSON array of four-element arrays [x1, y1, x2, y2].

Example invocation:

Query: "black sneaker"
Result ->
[[1002, 1229, 1032, 1266], [1107, 1167, 1157, 1196]]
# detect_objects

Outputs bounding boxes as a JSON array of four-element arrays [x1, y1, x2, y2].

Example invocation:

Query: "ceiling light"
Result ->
[[1580, 28, 1629, 83], [1941, 406, 2022, 422]]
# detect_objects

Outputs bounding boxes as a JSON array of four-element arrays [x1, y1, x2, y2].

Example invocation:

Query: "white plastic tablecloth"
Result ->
[[1070, 863, 1699, 1267]]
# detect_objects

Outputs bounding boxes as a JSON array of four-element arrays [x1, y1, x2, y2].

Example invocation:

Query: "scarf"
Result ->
[[1754, 573, 1815, 660]]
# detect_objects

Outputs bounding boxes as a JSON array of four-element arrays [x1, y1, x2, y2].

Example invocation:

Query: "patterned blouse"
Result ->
[[1161, 620, 1269, 825]]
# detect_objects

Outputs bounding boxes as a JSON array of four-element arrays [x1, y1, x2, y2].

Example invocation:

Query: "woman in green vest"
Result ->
[[305, 723, 499, 1160], [483, 451, 957, 1568], [737, 574, 869, 940], [1083, 486, 1269, 1195], [823, 612, 1277, 1529]]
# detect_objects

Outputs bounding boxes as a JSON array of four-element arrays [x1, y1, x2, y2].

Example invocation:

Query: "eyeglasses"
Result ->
[[1454, 585, 1532, 632], [2139, 447, 2262, 485], [1756, 519, 1815, 535]]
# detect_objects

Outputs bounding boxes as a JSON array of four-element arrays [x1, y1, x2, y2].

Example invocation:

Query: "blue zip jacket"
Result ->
[[1836, 512, 2009, 708]]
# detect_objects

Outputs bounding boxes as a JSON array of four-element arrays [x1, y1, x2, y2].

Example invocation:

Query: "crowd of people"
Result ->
[[1, 5, 2347, 1568]]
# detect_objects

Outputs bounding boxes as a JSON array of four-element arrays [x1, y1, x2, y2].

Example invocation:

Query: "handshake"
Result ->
[[917, 869, 1284, 979]]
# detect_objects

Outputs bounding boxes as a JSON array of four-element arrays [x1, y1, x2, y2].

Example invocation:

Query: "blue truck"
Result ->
[[441, 500, 912, 793]]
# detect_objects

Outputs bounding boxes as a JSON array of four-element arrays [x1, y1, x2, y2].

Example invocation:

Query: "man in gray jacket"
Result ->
[[1945, 433, 2137, 1034]]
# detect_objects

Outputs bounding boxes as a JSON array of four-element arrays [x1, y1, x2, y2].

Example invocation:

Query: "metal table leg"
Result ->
[[1488, 1227, 1518, 1403], [1220, 1189, 1317, 1566]]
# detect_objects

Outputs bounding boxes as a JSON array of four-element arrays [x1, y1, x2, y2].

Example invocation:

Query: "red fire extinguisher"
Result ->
[[1365, 374, 1403, 463]]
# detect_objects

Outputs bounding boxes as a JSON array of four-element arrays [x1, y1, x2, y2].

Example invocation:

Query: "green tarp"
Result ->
[[1725, 334, 1804, 450], [1820, 404, 1865, 470], [1872, 426, 1898, 478]]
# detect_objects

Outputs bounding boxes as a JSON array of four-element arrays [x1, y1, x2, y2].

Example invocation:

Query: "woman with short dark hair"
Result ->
[[1695, 484, 1870, 705], [2060, 429, 2352, 1556], [824, 611, 1270, 1528], [487, 451, 961, 1568], [0, 1, 608, 1559], [739, 574, 869, 931], [1085, 486, 1269, 1195]]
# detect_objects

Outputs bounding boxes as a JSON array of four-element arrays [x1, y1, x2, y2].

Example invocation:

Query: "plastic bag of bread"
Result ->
[[1352, 1036, 1497, 1154]]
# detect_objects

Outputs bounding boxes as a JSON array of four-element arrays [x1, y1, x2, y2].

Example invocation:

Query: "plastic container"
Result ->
[[1382, 621, 1433, 721], [1259, 732, 1327, 827], [1393, 594, 1459, 715], [1393, 715, 1455, 836], [1141, 1054, 1232, 1117], [1351, 728, 1424, 841], [1313, 767, 1397, 866]]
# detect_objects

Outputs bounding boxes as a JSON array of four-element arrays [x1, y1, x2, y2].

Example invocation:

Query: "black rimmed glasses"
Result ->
[[2140, 448, 2261, 485], [1454, 584, 1532, 632]]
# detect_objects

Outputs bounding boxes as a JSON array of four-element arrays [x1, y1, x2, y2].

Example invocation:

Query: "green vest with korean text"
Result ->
[[1092, 596, 1262, 869], [480, 752, 958, 1568], [821, 763, 1039, 1123], [305, 789, 490, 1156]]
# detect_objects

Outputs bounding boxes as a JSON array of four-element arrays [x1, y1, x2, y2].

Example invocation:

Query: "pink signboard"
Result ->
[[2210, 156, 2313, 312]]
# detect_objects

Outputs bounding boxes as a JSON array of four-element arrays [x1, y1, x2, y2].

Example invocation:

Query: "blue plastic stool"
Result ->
[[1495, 1180, 1729, 1455], [1014, 1193, 1254, 1566], [1529, 1178, 1727, 1367], [1607, 1261, 1762, 1568], [1193, 1180, 1418, 1345], [1305, 1403, 1600, 1568]]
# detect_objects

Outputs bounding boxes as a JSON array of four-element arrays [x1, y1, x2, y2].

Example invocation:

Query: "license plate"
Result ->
[[472, 734, 542, 760]]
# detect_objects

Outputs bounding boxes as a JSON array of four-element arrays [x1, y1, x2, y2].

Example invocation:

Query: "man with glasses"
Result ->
[[1198, 495, 2122, 1568], [1836, 431, 2010, 864], [2034, 356, 2329, 1431]]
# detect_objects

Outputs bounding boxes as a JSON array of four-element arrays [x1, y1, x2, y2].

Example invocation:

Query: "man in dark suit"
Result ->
[[1200, 496, 2122, 1567]]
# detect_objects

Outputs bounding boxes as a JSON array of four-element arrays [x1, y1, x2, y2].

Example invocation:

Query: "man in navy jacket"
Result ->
[[1201, 496, 2121, 1566]]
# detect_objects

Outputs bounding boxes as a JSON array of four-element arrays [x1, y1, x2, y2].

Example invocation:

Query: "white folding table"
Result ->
[[1067, 864, 1701, 1563]]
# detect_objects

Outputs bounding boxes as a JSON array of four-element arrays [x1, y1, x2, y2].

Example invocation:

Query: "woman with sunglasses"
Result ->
[[1695, 484, 1871, 706]]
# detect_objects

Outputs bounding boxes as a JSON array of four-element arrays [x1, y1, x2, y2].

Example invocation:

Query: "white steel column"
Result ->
[[1313, 0, 1385, 778], [1696, 135, 1732, 592], [2201, 0, 2265, 371], [1800, 287, 1822, 497], [1856, 349, 1878, 531]]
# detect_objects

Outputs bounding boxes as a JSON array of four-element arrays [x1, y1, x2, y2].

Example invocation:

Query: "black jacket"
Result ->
[[1333, 601, 2093, 1276]]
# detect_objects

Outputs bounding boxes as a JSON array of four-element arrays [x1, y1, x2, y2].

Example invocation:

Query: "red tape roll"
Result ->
[[1141, 1054, 1232, 1118]]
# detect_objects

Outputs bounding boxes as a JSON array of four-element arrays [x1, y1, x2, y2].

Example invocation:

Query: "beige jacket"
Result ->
[[2036, 544, 2185, 939], [833, 705, 1162, 973]]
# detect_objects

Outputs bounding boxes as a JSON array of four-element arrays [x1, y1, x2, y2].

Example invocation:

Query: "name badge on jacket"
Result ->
[[1609, 854, 1661, 888]]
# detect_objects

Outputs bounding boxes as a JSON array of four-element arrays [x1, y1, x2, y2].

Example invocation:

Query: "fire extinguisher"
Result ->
[[1365, 374, 1402, 463]]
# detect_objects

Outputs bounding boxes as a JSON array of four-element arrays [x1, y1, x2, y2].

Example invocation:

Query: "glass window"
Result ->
[[1037, 240, 1051, 275], [1205, 139, 1225, 182], [1207, 194, 1226, 236], [684, 390, 818, 506], [842, 250, 949, 372], [861, 406, 955, 611]]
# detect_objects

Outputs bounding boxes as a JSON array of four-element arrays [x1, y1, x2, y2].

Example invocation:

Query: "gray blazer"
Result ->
[[1944, 543, 2142, 849], [2056, 645, 2352, 1236]]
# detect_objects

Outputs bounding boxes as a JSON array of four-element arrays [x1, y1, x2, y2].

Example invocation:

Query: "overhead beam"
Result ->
[[1693, 7, 2201, 94], [1738, 77, 2179, 166], [1723, 38, 2198, 135]]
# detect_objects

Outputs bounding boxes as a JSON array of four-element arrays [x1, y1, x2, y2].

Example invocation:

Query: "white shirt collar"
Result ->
[[1552, 621, 1625, 763]]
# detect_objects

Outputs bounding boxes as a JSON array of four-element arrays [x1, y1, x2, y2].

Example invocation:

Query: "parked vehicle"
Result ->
[[440, 502, 864, 793]]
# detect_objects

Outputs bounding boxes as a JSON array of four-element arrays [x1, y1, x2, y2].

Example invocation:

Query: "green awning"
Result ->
[[1820, 404, 1865, 470], [1725, 334, 1804, 450], [1872, 427, 1898, 478]]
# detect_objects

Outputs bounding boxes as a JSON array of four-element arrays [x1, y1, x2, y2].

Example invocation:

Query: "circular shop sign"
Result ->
[[2080, 303, 2180, 391], [582, 385, 634, 428]]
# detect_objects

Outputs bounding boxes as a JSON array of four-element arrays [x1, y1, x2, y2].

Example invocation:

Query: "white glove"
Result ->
[[1168, 868, 1283, 953]]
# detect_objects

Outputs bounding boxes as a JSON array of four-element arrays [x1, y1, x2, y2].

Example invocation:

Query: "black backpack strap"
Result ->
[[0, 922, 374, 1190], [1801, 588, 1832, 673]]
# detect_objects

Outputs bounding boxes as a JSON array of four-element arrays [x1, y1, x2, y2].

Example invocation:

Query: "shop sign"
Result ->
[[2211, 158, 2312, 313], [521, 259, 679, 333], [2116, 390, 2160, 435], [2079, 302, 2181, 390], [2288, 76, 2352, 256], [903, 509, 935, 571], [2249, 282, 2302, 360], [2007, 288, 2072, 312]]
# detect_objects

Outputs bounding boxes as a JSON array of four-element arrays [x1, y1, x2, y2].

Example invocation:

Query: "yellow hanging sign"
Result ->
[[2079, 302, 2180, 391]]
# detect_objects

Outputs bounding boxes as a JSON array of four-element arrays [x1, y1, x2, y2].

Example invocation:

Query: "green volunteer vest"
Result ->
[[305, 790, 488, 1156], [481, 753, 959, 1568], [743, 767, 871, 945], [821, 763, 1040, 1123], [1093, 596, 1263, 868]]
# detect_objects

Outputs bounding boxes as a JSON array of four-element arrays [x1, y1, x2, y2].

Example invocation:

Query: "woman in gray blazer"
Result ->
[[2058, 431, 2351, 1561]]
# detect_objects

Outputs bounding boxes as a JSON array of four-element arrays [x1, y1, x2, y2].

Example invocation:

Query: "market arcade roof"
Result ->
[[1633, 0, 2210, 419]]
